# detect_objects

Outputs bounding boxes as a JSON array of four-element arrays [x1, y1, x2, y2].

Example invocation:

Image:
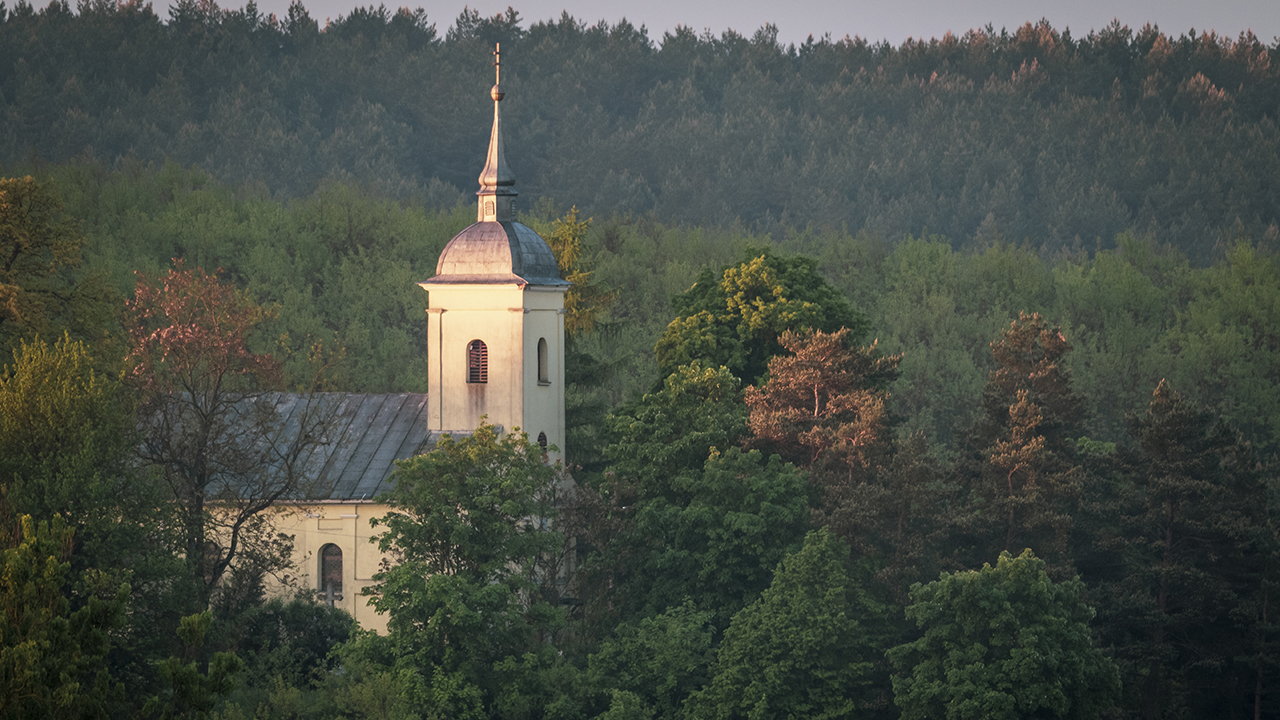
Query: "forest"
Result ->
[[2, 2, 1280, 719]]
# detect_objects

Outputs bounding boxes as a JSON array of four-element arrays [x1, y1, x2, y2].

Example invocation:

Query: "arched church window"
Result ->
[[537, 338, 549, 384], [467, 340, 488, 383], [320, 544, 343, 605]]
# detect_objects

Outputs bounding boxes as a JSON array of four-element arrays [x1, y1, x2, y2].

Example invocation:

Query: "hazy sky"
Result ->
[[234, 0, 1276, 45]]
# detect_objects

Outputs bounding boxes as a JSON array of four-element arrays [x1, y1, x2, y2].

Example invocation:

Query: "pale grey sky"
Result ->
[[261, 0, 1278, 45]]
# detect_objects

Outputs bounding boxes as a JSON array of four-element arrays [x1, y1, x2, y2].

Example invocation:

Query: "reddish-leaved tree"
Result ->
[[126, 261, 330, 609], [745, 327, 948, 599], [746, 327, 900, 477]]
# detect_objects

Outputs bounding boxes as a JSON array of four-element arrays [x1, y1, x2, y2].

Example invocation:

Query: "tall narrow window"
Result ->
[[537, 431, 548, 449], [467, 340, 488, 383], [320, 544, 343, 605], [537, 337, 549, 384]]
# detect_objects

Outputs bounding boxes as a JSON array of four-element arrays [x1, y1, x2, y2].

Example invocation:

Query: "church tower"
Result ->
[[419, 45, 569, 457]]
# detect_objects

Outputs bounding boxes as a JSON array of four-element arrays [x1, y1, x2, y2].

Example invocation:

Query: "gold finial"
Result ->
[[491, 43, 504, 101]]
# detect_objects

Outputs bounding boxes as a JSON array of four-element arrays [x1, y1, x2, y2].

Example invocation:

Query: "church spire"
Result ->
[[477, 43, 516, 223]]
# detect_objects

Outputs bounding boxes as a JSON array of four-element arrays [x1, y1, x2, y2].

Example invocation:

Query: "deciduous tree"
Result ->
[[621, 447, 814, 622], [0, 515, 130, 720], [0, 333, 187, 690], [586, 600, 717, 720], [356, 422, 566, 713], [689, 528, 886, 720], [125, 261, 330, 609], [604, 362, 747, 500], [0, 176, 116, 355], [889, 550, 1120, 720], [655, 248, 868, 384]]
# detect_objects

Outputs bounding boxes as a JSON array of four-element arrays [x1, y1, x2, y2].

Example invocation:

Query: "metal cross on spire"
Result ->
[[478, 42, 514, 221]]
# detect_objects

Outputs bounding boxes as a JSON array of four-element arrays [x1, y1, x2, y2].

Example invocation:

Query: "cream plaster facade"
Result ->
[[267, 501, 396, 633], [422, 283, 566, 461]]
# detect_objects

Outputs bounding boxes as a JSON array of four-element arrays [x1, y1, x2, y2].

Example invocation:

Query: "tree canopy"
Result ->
[[889, 550, 1121, 720]]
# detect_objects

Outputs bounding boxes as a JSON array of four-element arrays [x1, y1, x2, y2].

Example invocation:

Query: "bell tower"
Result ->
[[419, 45, 570, 457]]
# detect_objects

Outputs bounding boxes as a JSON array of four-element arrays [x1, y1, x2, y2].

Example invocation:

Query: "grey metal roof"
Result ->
[[422, 221, 569, 287], [265, 392, 446, 500]]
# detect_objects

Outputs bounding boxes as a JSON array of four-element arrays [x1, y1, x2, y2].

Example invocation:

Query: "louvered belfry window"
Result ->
[[468, 340, 488, 383]]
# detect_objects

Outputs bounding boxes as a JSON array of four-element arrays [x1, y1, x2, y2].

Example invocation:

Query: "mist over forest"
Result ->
[[2, 3, 1280, 719]]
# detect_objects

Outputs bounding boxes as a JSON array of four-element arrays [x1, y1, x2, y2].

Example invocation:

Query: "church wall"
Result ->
[[266, 501, 394, 633]]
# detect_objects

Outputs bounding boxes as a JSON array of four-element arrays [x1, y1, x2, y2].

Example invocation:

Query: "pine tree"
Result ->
[[1107, 380, 1267, 719], [955, 312, 1087, 576]]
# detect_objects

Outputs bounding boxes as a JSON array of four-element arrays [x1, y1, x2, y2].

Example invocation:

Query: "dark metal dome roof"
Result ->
[[422, 220, 569, 286]]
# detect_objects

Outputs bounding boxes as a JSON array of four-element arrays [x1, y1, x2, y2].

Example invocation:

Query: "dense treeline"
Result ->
[[3, 2, 1280, 261], [25, 160, 1280, 457], [3, 4, 1280, 716], [2, 162, 1277, 717], [2, 151, 1278, 720]]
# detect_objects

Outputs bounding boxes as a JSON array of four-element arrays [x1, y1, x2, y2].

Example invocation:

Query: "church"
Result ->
[[266, 48, 569, 632]]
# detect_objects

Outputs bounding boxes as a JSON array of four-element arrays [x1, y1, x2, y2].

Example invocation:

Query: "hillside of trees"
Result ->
[[2, 3, 1280, 719], [2, 1, 1279, 263], [3, 157, 1278, 719]]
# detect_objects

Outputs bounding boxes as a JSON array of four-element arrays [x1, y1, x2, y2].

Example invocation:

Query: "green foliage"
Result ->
[[0, 333, 132, 523], [0, 332, 188, 693], [604, 363, 747, 498], [1053, 233, 1188, 444], [888, 550, 1120, 720], [621, 447, 814, 622], [330, 667, 424, 720], [656, 249, 867, 383], [1161, 240, 1280, 451], [5, 12, 1280, 262], [527, 204, 619, 473], [231, 596, 357, 690], [490, 650, 590, 720], [0, 18, 1278, 712], [1102, 381, 1267, 718], [860, 235, 1007, 450], [587, 601, 717, 720], [145, 611, 243, 720], [0, 514, 129, 720], [688, 528, 885, 720], [531, 205, 616, 339], [0, 176, 117, 356], [360, 422, 566, 712]]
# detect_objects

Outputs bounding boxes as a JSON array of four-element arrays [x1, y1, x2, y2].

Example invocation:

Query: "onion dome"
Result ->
[[422, 44, 569, 288]]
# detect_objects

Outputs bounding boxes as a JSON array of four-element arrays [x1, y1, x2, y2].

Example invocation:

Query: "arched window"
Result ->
[[537, 337, 549, 384], [467, 340, 488, 383], [320, 544, 343, 604], [537, 431, 548, 449]]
